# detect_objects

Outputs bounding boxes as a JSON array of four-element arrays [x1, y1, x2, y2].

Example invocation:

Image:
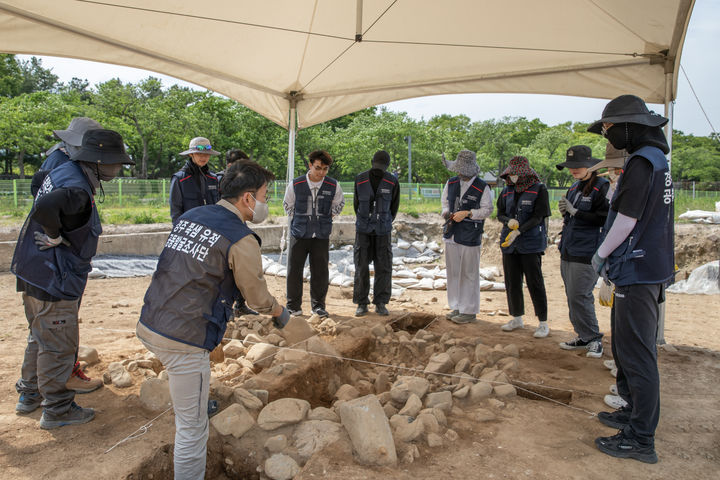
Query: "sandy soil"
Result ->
[[0, 224, 719, 480]]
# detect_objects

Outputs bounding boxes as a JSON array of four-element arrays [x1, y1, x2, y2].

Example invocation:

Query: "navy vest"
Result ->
[[355, 170, 396, 235], [139, 204, 258, 351], [41, 148, 70, 171], [172, 164, 220, 214], [604, 146, 674, 287], [559, 177, 609, 258], [290, 175, 337, 239], [499, 183, 547, 254], [443, 176, 488, 247], [11, 161, 102, 300]]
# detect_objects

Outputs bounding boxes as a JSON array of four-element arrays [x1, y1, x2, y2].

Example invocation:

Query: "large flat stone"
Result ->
[[257, 398, 310, 431], [337, 394, 397, 466]]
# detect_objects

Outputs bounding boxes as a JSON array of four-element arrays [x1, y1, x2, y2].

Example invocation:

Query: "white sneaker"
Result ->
[[610, 368, 617, 378], [533, 322, 550, 338], [603, 359, 616, 370], [604, 394, 628, 409], [610, 384, 618, 395], [501, 317, 524, 332]]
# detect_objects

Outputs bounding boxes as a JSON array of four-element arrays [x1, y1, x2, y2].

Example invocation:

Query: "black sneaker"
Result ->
[[598, 406, 632, 429], [586, 340, 603, 358], [313, 308, 329, 318], [559, 337, 590, 350], [287, 308, 303, 317], [355, 305, 369, 317], [234, 303, 258, 316], [16, 392, 42, 414], [39, 402, 95, 430], [595, 431, 658, 464], [208, 399, 219, 418], [375, 304, 389, 316]]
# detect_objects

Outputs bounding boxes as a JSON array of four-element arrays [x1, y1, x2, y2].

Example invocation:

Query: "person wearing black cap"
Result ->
[[555, 145, 610, 358], [11, 129, 135, 429], [169, 137, 221, 224], [353, 150, 400, 316], [588, 94, 674, 464]]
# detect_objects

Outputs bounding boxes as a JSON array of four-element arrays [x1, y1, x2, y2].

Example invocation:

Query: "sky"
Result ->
[[19, 0, 719, 137]]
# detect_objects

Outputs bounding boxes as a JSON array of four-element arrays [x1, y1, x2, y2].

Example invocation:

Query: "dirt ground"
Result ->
[[0, 223, 719, 480]]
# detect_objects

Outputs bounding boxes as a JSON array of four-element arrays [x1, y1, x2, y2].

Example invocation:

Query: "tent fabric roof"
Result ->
[[0, 0, 695, 129]]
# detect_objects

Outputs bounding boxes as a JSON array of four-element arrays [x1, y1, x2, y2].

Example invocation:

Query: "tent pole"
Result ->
[[282, 105, 297, 266]]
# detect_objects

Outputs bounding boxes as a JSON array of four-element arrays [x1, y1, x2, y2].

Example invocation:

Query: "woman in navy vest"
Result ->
[[555, 145, 609, 358], [169, 137, 221, 224], [440, 150, 494, 324], [496, 156, 551, 337], [588, 95, 673, 464]]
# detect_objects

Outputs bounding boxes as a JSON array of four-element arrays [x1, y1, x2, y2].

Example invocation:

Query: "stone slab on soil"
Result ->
[[210, 403, 256, 438], [257, 398, 310, 430], [107, 362, 133, 388], [337, 394, 397, 466], [77, 345, 99, 365], [390, 376, 430, 404], [139, 378, 172, 411], [264, 453, 300, 480], [293, 420, 347, 459]]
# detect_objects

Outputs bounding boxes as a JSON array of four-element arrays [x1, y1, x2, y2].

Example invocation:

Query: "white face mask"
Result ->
[[509, 175, 519, 184], [249, 194, 269, 224], [608, 170, 621, 182]]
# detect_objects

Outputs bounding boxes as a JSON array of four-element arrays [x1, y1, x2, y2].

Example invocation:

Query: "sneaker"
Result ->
[[445, 310, 459, 320], [501, 317, 524, 332], [313, 308, 329, 318], [450, 313, 477, 324], [586, 340, 603, 358], [16, 392, 42, 414], [355, 304, 369, 317], [595, 431, 658, 464], [610, 368, 618, 378], [610, 384, 618, 395], [604, 394, 629, 410], [375, 304, 389, 316], [39, 402, 95, 430], [603, 359, 616, 370], [288, 308, 303, 317], [533, 322, 550, 338], [234, 303, 258, 316], [207, 399, 219, 418], [66, 362, 103, 394], [597, 406, 632, 429], [559, 337, 590, 350]]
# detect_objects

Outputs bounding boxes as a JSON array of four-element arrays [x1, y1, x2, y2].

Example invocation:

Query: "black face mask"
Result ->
[[605, 124, 628, 150]]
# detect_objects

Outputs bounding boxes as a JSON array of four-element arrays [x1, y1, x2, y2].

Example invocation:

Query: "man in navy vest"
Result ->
[[353, 150, 400, 316], [137, 159, 288, 479], [283, 150, 345, 318], [588, 95, 674, 464], [441, 150, 494, 324], [169, 137, 221, 224], [12, 129, 135, 429]]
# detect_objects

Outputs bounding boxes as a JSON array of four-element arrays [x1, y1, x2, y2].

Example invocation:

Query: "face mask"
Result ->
[[249, 194, 269, 224], [98, 164, 121, 181], [608, 170, 620, 182], [605, 124, 628, 150], [509, 175, 519, 184]]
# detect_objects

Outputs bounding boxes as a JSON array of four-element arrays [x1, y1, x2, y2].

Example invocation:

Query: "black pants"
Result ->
[[286, 236, 329, 312], [612, 283, 662, 445], [502, 252, 547, 322], [353, 232, 393, 306]]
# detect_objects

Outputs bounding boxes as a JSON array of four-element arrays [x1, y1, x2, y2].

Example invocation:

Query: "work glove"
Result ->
[[564, 199, 578, 216], [34, 231, 69, 250], [558, 197, 568, 216], [272, 306, 290, 329], [501, 229, 521, 248], [598, 280, 614, 307], [441, 210, 452, 220], [592, 252, 607, 277], [507, 219, 519, 230]]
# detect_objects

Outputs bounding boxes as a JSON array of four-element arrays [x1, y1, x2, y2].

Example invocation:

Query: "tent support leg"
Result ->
[[282, 106, 297, 267]]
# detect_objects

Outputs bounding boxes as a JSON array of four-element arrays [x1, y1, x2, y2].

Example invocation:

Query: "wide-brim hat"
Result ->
[[556, 145, 601, 170], [588, 143, 627, 172], [588, 94, 668, 134], [71, 129, 135, 165], [442, 149, 479, 177], [180, 137, 220, 156], [53, 117, 103, 146]]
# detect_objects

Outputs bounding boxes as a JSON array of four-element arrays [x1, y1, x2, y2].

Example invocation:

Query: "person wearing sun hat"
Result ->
[[587, 94, 673, 464], [12, 129, 134, 430], [496, 156, 551, 337], [589, 143, 627, 200], [169, 137, 221, 224], [555, 145, 610, 359], [440, 149, 494, 324]]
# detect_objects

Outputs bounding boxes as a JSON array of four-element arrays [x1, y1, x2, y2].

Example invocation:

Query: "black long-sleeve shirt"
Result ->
[[353, 168, 400, 220]]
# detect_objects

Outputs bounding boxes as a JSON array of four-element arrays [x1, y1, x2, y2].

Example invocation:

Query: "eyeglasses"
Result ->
[[601, 123, 614, 137], [193, 144, 212, 151]]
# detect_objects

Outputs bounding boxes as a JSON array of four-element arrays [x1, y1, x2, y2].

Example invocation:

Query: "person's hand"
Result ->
[[507, 219, 519, 230], [272, 306, 290, 329], [501, 229, 521, 248], [442, 210, 452, 220], [452, 210, 469, 222], [33, 231, 69, 251], [598, 281, 614, 307], [565, 200, 578, 216], [558, 197, 568, 216], [592, 252, 607, 276]]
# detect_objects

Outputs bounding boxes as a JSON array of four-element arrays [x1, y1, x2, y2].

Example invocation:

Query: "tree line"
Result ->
[[1, 54, 719, 188]]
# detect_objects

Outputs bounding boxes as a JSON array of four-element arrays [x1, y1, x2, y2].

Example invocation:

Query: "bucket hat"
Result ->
[[442, 149, 480, 177], [53, 117, 104, 146], [179, 137, 220, 156], [71, 129, 135, 165], [555, 145, 601, 170], [588, 95, 668, 134], [588, 143, 627, 172]]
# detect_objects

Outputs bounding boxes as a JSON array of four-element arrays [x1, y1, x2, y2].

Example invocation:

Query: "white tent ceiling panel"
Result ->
[[0, 0, 694, 128]]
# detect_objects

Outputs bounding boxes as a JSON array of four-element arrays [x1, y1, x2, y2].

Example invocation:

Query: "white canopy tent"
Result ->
[[0, 0, 696, 177]]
